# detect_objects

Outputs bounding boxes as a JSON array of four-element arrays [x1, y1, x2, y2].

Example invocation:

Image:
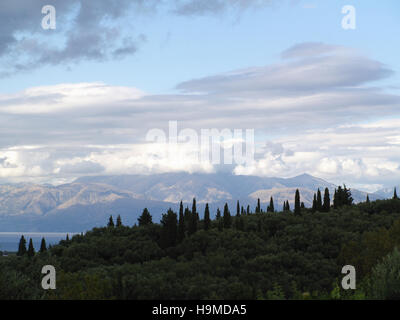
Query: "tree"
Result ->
[[343, 185, 353, 206], [138, 208, 152, 226], [312, 194, 317, 213], [116, 215, 122, 227], [256, 199, 261, 213], [268, 197, 275, 213], [316, 189, 322, 211], [223, 203, 231, 228], [333, 188, 339, 209], [178, 203, 185, 242], [236, 200, 240, 216], [334, 185, 353, 208], [216, 208, 223, 231], [160, 209, 178, 248], [366, 194, 370, 203], [294, 189, 301, 215], [188, 206, 198, 236], [204, 203, 211, 231], [17, 235, 27, 256], [247, 205, 250, 215], [107, 215, 115, 228], [369, 247, 400, 299], [285, 200, 291, 212], [40, 238, 47, 253], [27, 238, 35, 257], [216, 208, 221, 220], [323, 188, 330, 212], [394, 188, 398, 200], [192, 198, 198, 220]]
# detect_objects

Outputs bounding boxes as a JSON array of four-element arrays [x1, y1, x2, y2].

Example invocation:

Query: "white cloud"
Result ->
[[0, 43, 398, 190]]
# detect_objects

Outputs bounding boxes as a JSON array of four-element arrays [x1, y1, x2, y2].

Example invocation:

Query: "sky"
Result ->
[[0, 0, 399, 192]]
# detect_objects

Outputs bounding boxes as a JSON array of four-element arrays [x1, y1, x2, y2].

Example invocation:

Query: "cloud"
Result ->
[[0, 0, 153, 76], [177, 43, 393, 94], [0, 0, 283, 77], [172, 0, 277, 16], [0, 42, 398, 189]]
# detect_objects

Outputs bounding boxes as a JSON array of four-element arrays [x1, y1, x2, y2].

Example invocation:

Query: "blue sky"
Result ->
[[0, 0, 399, 191], [2, 1, 400, 94]]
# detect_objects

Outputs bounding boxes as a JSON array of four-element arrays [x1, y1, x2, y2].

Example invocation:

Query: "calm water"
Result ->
[[0, 232, 78, 252]]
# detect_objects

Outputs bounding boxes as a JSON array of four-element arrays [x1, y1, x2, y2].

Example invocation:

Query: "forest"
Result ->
[[1, 186, 400, 300]]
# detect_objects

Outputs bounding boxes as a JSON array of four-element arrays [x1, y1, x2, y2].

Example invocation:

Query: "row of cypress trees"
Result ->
[[17, 235, 47, 257]]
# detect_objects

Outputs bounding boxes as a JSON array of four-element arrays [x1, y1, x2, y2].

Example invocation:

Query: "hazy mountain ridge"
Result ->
[[0, 173, 392, 231]]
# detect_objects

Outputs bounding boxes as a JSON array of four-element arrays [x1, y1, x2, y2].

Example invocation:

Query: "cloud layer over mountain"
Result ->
[[0, 42, 399, 190]]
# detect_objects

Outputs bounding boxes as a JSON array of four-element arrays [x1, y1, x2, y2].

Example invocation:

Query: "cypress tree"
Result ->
[[40, 238, 47, 253], [286, 200, 291, 212], [138, 208, 152, 226], [301, 202, 305, 209], [27, 238, 35, 257], [366, 194, 370, 203], [323, 188, 330, 212], [192, 198, 197, 218], [316, 189, 322, 211], [188, 209, 198, 236], [216, 208, 221, 220], [216, 208, 223, 231], [116, 215, 122, 227], [17, 235, 27, 256], [179, 200, 184, 216], [312, 194, 317, 213], [107, 215, 115, 227], [247, 205, 250, 215], [204, 203, 211, 231], [256, 198, 261, 213], [160, 209, 178, 248], [223, 203, 231, 228], [184, 206, 190, 222], [241, 206, 245, 215], [66, 234, 69, 241], [236, 200, 240, 216], [343, 185, 353, 206], [394, 188, 398, 200], [178, 204, 185, 242], [267, 197, 274, 213], [294, 189, 301, 215], [333, 188, 338, 209]]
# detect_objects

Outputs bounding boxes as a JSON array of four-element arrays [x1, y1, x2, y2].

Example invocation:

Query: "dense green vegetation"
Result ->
[[1, 187, 400, 300]]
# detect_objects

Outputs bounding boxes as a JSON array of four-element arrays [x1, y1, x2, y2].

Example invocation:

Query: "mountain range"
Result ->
[[0, 172, 396, 232]]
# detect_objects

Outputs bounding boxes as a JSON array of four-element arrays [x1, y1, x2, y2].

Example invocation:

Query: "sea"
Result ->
[[0, 232, 79, 253]]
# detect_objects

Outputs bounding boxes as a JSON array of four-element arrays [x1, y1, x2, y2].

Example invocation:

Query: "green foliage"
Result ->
[[3, 192, 400, 300], [223, 203, 231, 229], [138, 208, 152, 226], [17, 235, 27, 256], [107, 215, 115, 228], [323, 188, 330, 212], [160, 209, 178, 248], [368, 247, 400, 299], [294, 189, 301, 215], [27, 239, 35, 258], [204, 203, 211, 231], [116, 215, 122, 227], [40, 238, 47, 253]]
